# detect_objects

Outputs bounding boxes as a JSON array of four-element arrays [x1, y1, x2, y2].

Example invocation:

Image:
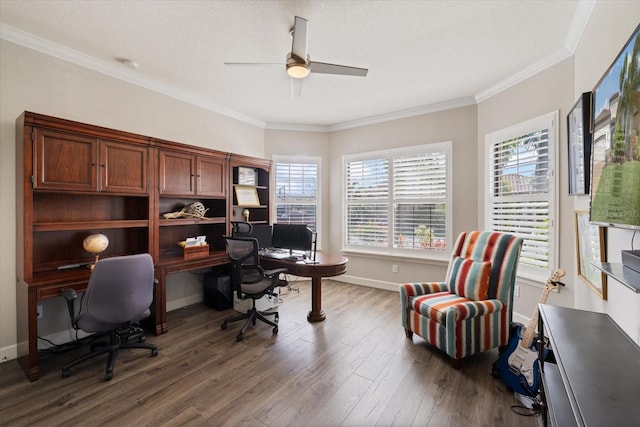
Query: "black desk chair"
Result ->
[[231, 221, 253, 237], [221, 236, 288, 341], [61, 253, 158, 381]]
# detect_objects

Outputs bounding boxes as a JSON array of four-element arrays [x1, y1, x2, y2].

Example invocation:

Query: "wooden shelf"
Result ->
[[159, 217, 226, 227], [33, 220, 149, 231]]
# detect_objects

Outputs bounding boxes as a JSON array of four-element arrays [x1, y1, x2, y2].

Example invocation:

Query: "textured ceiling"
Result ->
[[0, 0, 589, 129]]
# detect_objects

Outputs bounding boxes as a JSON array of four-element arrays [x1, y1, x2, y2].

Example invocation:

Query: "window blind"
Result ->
[[344, 143, 451, 255], [486, 112, 557, 279], [274, 160, 318, 232]]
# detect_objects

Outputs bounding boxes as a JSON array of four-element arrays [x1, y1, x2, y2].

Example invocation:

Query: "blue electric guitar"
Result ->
[[493, 269, 565, 397]]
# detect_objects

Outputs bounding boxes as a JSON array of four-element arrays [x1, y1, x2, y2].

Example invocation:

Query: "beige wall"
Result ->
[[328, 105, 478, 290], [0, 40, 266, 360]]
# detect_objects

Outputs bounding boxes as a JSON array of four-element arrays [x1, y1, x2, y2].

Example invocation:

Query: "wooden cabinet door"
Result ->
[[158, 150, 195, 195], [33, 128, 98, 191], [197, 156, 226, 197], [100, 140, 148, 193]]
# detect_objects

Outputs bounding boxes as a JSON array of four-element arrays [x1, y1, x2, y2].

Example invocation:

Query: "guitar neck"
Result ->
[[520, 287, 553, 349]]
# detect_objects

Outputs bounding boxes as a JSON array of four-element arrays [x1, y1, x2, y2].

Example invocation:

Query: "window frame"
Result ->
[[271, 155, 321, 249], [342, 142, 452, 260], [484, 111, 559, 283]]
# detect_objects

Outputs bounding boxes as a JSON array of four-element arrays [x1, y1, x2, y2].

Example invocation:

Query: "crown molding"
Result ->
[[564, 0, 596, 54], [0, 24, 266, 129], [328, 96, 477, 132], [475, 47, 572, 103], [265, 122, 331, 132]]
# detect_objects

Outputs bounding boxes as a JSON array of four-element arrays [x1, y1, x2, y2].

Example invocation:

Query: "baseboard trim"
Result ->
[[0, 344, 17, 363]]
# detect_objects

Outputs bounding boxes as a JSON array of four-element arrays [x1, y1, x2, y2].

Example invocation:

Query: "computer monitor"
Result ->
[[271, 223, 313, 254], [249, 224, 272, 249]]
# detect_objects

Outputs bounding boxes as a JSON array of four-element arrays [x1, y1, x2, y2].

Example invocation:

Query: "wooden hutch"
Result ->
[[15, 111, 272, 380]]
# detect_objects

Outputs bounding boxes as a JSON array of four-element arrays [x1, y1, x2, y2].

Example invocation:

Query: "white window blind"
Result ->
[[485, 112, 557, 280], [393, 152, 447, 250], [344, 142, 451, 256], [273, 157, 319, 233]]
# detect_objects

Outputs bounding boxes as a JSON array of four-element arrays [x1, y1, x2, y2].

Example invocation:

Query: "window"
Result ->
[[343, 142, 452, 257], [485, 112, 558, 281], [272, 156, 320, 235]]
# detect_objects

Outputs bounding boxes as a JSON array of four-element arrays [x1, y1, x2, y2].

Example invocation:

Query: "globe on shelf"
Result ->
[[83, 233, 109, 269]]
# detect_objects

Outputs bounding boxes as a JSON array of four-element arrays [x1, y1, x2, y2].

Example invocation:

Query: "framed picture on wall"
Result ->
[[567, 92, 592, 195], [574, 211, 607, 299]]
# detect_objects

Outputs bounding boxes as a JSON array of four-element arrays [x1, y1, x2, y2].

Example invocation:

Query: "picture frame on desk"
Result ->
[[567, 92, 592, 195], [574, 210, 607, 299], [235, 185, 260, 206]]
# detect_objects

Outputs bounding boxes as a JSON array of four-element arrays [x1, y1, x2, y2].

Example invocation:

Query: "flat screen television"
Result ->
[[589, 24, 640, 229], [271, 223, 313, 253]]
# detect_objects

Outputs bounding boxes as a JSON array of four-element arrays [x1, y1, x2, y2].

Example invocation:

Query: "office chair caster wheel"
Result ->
[[236, 334, 244, 342], [221, 322, 228, 330], [274, 313, 279, 322], [105, 371, 113, 381], [139, 336, 146, 343], [151, 348, 159, 357], [61, 368, 71, 378], [273, 327, 278, 334]]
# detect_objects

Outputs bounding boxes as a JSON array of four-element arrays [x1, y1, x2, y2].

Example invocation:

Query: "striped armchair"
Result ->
[[400, 231, 522, 367]]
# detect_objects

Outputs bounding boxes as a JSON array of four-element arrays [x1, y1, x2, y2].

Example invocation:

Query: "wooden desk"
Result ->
[[260, 253, 348, 322], [16, 252, 229, 381], [152, 251, 228, 334]]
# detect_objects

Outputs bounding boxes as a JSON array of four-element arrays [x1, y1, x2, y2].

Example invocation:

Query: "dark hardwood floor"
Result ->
[[0, 280, 540, 426]]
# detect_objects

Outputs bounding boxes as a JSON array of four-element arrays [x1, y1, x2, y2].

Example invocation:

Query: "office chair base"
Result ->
[[61, 327, 158, 381], [221, 309, 279, 342]]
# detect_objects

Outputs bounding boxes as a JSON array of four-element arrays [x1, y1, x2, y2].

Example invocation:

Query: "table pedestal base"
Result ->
[[307, 276, 326, 322]]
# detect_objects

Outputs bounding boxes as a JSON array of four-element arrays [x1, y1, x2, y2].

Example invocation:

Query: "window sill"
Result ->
[[341, 249, 449, 266]]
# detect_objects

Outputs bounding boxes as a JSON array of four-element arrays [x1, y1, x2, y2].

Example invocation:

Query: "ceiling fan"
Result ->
[[225, 16, 368, 97]]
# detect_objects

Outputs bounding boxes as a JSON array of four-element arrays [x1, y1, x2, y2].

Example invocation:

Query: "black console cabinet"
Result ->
[[537, 304, 640, 426]]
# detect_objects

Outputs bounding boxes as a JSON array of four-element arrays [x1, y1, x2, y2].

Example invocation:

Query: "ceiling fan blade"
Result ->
[[224, 62, 283, 67], [290, 78, 304, 98], [291, 16, 308, 60], [309, 61, 368, 77]]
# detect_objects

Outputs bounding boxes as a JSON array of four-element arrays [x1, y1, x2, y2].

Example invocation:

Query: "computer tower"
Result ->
[[203, 271, 232, 311]]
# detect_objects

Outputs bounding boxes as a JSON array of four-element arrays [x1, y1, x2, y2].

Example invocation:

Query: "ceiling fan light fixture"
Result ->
[[286, 62, 310, 79]]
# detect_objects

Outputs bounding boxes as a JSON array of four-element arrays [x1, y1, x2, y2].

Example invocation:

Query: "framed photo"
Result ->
[[238, 167, 257, 186], [574, 211, 607, 299], [567, 92, 592, 195], [234, 185, 260, 206]]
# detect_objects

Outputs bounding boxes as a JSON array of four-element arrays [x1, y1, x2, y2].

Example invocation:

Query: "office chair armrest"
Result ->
[[60, 288, 78, 323], [263, 268, 288, 278], [265, 268, 289, 288]]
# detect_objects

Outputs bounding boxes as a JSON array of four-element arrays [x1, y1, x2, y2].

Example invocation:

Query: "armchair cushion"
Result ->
[[447, 257, 491, 301], [411, 292, 504, 324]]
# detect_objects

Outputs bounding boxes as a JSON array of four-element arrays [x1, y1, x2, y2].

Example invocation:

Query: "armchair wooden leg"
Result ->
[[450, 358, 461, 370], [404, 328, 413, 340]]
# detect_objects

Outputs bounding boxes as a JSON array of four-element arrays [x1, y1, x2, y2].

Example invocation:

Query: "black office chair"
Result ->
[[60, 253, 158, 381], [231, 221, 253, 237], [221, 236, 288, 341]]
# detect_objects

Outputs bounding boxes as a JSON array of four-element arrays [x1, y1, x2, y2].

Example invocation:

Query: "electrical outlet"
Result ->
[[392, 264, 399, 273], [514, 285, 520, 297], [37, 304, 43, 319]]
